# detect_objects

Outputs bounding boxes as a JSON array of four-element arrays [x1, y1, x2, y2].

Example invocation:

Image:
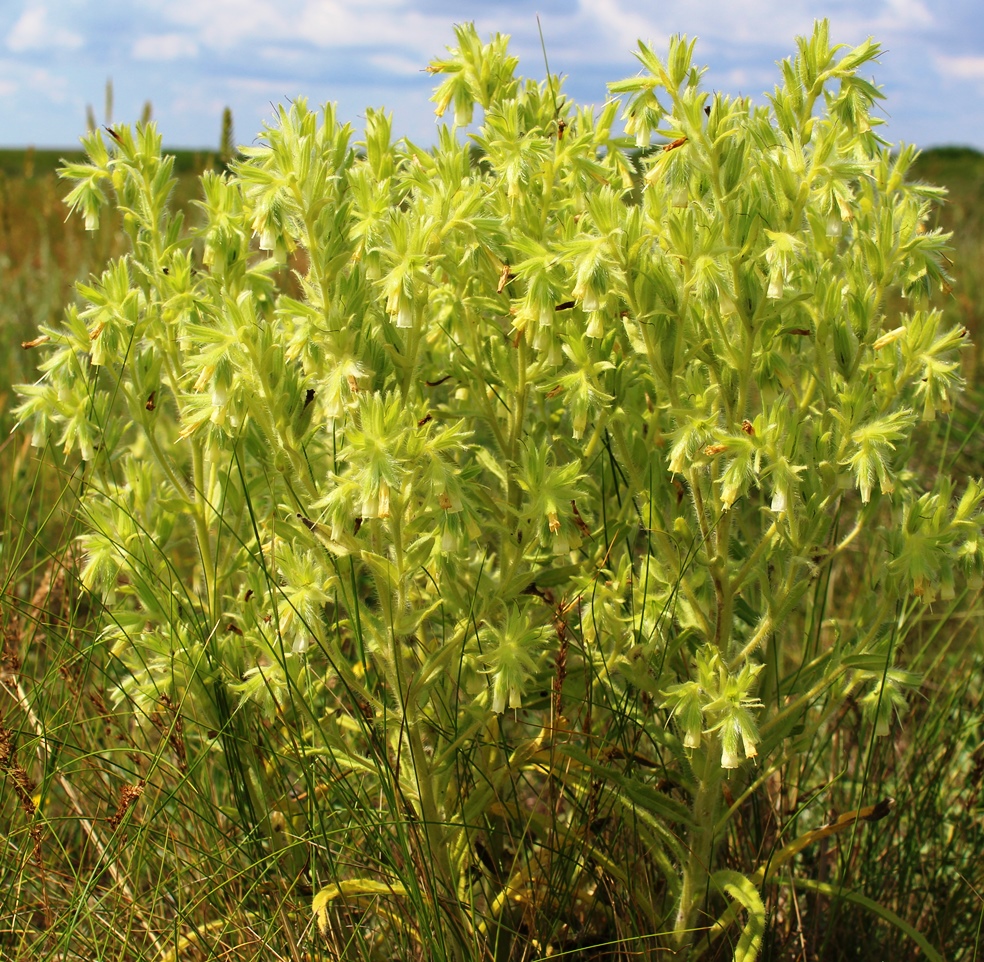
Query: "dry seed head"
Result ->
[[0, 723, 37, 818], [109, 780, 145, 829]]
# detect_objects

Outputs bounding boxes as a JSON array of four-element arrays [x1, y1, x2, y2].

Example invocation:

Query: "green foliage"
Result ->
[[13, 19, 983, 961]]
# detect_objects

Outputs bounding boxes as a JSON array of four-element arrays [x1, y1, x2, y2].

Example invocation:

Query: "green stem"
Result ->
[[508, 336, 529, 459], [674, 737, 723, 956], [143, 424, 194, 503], [406, 725, 460, 901], [730, 520, 778, 596], [387, 499, 467, 958], [758, 660, 847, 737], [400, 317, 423, 404], [728, 612, 775, 671], [712, 512, 733, 652], [583, 407, 611, 460], [190, 439, 217, 619]]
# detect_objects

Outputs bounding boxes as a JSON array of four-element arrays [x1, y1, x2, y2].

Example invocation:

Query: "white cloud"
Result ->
[[149, 0, 288, 50], [296, 3, 456, 54], [132, 33, 199, 61], [935, 54, 984, 81], [7, 5, 84, 52], [615, 0, 807, 49], [878, 0, 933, 30], [368, 52, 431, 77], [223, 76, 292, 94], [0, 62, 70, 104], [151, 0, 479, 60], [581, 0, 669, 54], [721, 66, 775, 91]]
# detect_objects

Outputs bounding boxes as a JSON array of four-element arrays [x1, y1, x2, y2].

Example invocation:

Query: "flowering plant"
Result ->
[[17, 20, 980, 960]]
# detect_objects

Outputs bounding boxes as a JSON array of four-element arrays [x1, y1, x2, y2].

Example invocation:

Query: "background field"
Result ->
[[1, 143, 983, 961]]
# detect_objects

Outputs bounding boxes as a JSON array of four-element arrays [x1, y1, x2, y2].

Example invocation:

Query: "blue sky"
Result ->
[[2, 0, 982, 152]]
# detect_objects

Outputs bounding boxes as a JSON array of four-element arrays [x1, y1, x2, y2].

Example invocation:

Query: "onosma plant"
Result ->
[[18, 20, 980, 961]]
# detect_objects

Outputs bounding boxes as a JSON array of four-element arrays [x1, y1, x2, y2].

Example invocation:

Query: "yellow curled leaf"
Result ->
[[312, 878, 409, 935]]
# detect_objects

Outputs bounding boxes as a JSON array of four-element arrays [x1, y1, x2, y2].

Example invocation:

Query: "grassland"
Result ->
[[0, 143, 982, 961]]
